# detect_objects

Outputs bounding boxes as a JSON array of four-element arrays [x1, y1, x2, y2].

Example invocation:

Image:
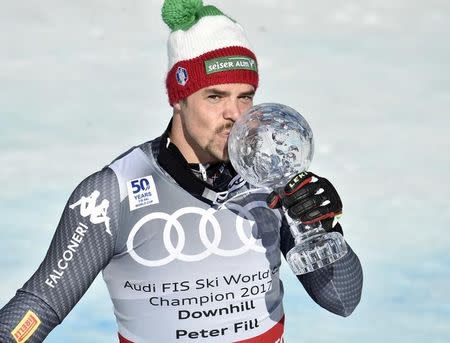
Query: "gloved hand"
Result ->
[[266, 171, 344, 233]]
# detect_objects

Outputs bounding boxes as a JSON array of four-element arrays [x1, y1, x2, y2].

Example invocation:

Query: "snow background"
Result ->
[[1, 0, 449, 341]]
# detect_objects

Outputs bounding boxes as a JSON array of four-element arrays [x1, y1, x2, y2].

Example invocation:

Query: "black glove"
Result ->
[[266, 171, 344, 234]]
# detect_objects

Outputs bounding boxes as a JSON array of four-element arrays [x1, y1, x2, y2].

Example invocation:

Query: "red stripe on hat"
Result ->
[[166, 46, 259, 106]]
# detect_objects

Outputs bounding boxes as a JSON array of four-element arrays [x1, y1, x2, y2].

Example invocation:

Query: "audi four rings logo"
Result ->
[[127, 201, 282, 267]]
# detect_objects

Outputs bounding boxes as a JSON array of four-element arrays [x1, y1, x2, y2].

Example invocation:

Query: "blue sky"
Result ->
[[1, 0, 449, 342]]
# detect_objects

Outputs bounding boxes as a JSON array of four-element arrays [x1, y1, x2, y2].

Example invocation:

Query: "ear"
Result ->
[[173, 97, 188, 113], [173, 102, 182, 112]]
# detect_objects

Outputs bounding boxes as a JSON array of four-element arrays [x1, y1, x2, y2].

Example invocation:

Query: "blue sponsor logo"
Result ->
[[176, 66, 188, 86], [130, 178, 151, 194], [127, 175, 159, 210]]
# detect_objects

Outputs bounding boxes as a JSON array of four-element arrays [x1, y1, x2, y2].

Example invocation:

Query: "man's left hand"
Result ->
[[266, 171, 343, 233]]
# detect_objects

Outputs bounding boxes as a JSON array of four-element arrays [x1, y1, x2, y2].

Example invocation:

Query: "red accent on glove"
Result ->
[[303, 211, 341, 225], [285, 177, 312, 196], [268, 194, 281, 209]]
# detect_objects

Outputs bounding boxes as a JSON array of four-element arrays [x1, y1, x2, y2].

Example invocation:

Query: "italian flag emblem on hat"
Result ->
[[162, 0, 259, 105]]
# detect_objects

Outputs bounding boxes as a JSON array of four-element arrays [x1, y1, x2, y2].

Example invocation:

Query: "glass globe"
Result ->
[[228, 103, 347, 275], [228, 103, 314, 189]]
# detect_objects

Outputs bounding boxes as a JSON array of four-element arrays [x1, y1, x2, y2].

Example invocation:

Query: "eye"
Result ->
[[208, 95, 221, 103], [239, 95, 254, 103]]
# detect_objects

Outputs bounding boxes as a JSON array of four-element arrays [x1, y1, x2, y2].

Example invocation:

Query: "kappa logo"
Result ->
[[213, 176, 247, 204], [69, 190, 111, 235], [176, 66, 188, 86], [228, 175, 246, 194]]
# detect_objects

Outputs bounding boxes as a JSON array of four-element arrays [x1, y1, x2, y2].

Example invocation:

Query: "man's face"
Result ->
[[174, 83, 255, 163]]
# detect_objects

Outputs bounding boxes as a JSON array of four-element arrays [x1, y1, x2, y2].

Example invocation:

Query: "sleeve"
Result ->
[[279, 220, 363, 317], [0, 167, 121, 342]]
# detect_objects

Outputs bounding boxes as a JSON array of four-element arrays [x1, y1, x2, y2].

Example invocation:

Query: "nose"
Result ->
[[223, 98, 243, 122]]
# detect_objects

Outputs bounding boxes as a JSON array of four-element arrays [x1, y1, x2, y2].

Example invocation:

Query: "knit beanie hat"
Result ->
[[162, 0, 259, 106]]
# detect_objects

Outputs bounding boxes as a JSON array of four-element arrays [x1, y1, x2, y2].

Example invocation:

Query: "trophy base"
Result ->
[[286, 231, 348, 275]]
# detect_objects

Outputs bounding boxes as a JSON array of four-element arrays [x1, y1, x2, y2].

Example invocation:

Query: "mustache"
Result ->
[[215, 122, 234, 134]]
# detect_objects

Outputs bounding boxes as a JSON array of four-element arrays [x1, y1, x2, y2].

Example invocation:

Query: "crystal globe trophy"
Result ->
[[228, 103, 347, 274]]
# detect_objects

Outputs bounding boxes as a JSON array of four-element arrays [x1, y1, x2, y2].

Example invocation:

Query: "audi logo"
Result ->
[[127, 201, 282, 267]]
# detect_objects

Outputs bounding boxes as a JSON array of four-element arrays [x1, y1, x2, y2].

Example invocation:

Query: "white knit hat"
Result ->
[[162, 0, 259, 105]]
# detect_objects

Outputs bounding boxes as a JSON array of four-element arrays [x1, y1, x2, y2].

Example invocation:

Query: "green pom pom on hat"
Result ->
[[162, 0, 225, 31], [162, 0, 258, 106]]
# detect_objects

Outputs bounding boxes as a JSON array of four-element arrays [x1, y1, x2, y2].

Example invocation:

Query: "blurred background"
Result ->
[[1, 0, 449, 342]]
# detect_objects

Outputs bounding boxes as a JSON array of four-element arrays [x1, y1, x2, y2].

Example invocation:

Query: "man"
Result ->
[[0, 0, 363, 342]]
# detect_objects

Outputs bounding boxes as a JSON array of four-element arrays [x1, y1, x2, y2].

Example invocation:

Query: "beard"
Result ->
[[215, 121, 234, 134], [205, 121, 234, 162], [205, 141, 229, 162]]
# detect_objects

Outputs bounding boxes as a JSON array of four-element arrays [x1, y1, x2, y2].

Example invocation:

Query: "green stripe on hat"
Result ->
[[204, 56, 258, 74]]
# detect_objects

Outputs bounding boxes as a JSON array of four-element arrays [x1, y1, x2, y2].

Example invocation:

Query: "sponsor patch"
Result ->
[[11, 310, 41, 343], [127, 175, 159, 211], [204, 56, 257, 75], [176, 66, 188, 86]]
